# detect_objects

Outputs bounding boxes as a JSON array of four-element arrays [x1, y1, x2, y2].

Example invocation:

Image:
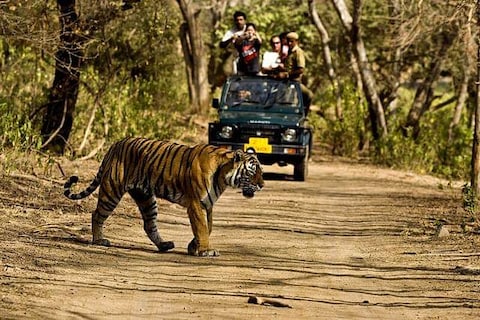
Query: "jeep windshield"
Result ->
[[222, 77, 301, 113]]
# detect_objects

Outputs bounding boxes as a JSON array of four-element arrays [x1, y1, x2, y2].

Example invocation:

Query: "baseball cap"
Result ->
[[286, 32, 299, 40]]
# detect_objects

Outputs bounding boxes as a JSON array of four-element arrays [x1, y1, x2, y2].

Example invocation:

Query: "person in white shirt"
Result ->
[[220, 11, 247, 75], [261, 35, 283, 76], [220, 11, 247, 48]]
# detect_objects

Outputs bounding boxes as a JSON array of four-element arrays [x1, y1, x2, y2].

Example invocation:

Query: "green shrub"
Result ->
[[313, 83, 366, 157], [462, 183, 477, 217], [314, 80, 471, 181], [373, 93, 471, 180], [67, 66, 189, 158], [0, 102, 42, 151]]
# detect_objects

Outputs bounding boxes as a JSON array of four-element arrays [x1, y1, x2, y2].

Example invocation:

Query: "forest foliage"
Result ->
[[0, 0, 477, 181]]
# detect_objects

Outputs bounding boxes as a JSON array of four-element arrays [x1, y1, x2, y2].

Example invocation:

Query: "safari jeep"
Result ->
[[208, 76, 312, 181]]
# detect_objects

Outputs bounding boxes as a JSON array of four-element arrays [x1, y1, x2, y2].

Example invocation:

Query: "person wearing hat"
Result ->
[[277, 31, 313, 114], [284, 32, 303, 80]]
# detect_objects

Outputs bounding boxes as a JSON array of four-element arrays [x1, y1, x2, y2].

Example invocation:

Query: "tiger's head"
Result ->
[[231, 148, 264, 198]]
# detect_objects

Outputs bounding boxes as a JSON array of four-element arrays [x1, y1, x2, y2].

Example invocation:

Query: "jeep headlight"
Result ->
[[219, 125, 234, 139], [282, 128, 297, 142]]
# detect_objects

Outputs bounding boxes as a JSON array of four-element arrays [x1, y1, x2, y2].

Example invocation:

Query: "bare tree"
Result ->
[[308, 0, 342, 120], [40, 0, 83, 154], [449, 4, 476, 143], [176, 0, 233, 114], [449, 68, 471, 143], [471, 0, 480, 195], [393, 1, 472, 139], [381, 0, 403, 115], [331, 0, 387, 139], [402, 32, 455, 139], [41, 0, 142, 155], [176, 1, 210, 114]]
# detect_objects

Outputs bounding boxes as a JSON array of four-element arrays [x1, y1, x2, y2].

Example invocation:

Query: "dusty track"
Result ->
[[1, 155, 480, 319]]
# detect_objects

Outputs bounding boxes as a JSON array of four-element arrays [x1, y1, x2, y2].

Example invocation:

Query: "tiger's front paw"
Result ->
[[187, 239, 219, 257], [199, 249, 220, 257], [187, 238, 199, 256]]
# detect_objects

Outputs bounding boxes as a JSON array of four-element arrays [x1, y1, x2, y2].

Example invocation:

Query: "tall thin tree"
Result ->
[[308, 0, 342, 120], [176, 0, 228, 114], [41, 0, 82, 155], [331, 0, 387, 139], [471, 0, 480, 195]]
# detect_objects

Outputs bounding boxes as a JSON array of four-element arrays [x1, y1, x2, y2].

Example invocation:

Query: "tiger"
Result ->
[[63, 137, 264, 257]]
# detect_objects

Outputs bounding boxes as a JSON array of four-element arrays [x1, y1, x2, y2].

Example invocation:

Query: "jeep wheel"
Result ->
[[293, 147, 309, 181]]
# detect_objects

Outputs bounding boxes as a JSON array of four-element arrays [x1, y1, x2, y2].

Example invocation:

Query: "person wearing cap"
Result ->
[[284, 32, 303, 81], [278, 31, 313, 114]]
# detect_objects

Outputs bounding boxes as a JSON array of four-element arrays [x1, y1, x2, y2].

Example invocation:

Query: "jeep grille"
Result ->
[[238, 124, 282, 144]]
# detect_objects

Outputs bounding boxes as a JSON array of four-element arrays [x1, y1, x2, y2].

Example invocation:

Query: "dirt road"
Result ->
[[1, 156, 480, 319]]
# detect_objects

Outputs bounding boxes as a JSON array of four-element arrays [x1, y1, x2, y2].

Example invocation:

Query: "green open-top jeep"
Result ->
[[208, 76, 312, 181]]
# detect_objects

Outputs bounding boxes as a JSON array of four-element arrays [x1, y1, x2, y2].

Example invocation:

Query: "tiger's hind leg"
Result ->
[[92, 208, 113, 247], [92, 186, 122, 247], [129, 189, 174, 252]]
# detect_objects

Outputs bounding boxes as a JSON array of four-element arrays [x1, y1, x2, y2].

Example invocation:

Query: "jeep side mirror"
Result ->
[[212, 98, 219, 109]]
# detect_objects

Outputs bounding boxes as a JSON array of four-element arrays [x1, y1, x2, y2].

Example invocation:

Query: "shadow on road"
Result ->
[[262, 172, 293, 181]]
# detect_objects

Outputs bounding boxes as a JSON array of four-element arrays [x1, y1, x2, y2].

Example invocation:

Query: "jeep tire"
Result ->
[[294, 146, 309, 181]]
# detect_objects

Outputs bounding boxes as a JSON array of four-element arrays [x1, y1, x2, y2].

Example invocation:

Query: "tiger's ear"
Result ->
[[234, 149, 244, 162]]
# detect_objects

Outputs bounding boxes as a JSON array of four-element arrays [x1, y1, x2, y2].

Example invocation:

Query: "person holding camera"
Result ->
[[219, 11, 247, 76], [234, 23, 262, 76]]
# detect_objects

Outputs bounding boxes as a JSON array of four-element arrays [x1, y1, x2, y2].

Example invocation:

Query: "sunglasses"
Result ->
[[272, 41, 281, 44]]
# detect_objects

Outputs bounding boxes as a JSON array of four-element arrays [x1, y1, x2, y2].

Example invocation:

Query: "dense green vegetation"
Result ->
[[0, 0, 476, 182]]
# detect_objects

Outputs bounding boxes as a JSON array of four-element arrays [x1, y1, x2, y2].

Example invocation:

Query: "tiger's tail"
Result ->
[[64, 169, 102, 200]]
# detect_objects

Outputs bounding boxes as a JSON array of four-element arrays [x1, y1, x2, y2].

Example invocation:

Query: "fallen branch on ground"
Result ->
[[247, 296, 292, 308]]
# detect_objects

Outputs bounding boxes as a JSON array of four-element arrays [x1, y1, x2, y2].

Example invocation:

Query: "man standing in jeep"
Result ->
[[219, 11, 247, 76], [276, 32, 313, 114]]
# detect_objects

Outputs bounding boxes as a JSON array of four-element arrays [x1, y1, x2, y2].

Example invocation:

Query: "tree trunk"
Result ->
[[331, 0, 387, 139], [448, 70, 470, 143], [308, 0, 342, 120], [451, 3, 475, 144], [383, 0, 402, 115], [41, 0, 82, 155], [208, 0, 229, 90], [176, 0, 211, 114], [352, 0, 387, 139], [471, 1, 480, 195], [403, 32, 454, 139]]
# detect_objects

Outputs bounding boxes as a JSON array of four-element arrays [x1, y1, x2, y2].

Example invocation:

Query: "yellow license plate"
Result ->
[[244, 137, 272, 154]]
